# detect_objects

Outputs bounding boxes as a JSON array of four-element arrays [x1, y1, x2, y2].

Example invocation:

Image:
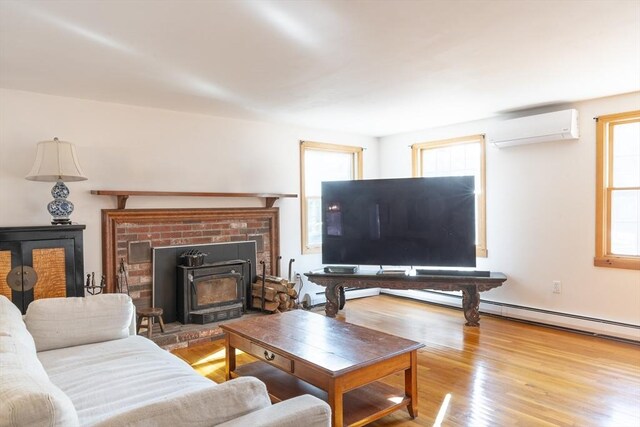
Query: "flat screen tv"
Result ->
[[321, 177, 476, 267]]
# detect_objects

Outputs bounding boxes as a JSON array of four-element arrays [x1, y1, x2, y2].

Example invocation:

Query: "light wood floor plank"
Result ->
[[172, 295, 640, 426]]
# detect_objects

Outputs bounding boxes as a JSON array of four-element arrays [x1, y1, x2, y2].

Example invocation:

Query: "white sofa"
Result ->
[[0, 294, 330, 427]]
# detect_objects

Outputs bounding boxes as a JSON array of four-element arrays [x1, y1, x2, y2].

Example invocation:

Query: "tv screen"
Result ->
[[321, 177, 476, 267]]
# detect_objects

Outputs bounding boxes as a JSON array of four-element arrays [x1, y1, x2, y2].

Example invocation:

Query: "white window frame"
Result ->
[[411, 134, 487, 258], [300, 141, 363, 254]]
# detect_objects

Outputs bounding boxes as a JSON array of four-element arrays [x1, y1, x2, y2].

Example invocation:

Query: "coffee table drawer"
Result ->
[[250, 341, 294, 373], [228, 333, 293, 373]]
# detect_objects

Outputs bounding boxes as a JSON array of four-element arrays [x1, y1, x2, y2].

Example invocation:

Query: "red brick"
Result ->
[[190, 237, 213, 244], [173, 224, 194, 231], [127, 226, 150, 233], [183, 231, 203, 238], [161, 232, 182, 239], [162, 342, 188, 351]]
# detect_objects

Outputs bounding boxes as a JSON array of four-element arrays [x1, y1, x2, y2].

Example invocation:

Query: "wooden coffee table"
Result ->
[[221, 310, 425, 427]]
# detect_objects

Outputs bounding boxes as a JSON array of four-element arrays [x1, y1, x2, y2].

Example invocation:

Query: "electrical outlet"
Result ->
[[553, 280, 562, 294]]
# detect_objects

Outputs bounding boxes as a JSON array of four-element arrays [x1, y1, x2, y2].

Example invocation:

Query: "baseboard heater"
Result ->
[[381, 289, 640, 343]]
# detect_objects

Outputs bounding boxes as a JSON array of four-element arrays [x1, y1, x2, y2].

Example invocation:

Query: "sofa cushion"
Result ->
[[37, 335, 221, 426], [0, 296, 79, 427], [25, 294, 133, 352]]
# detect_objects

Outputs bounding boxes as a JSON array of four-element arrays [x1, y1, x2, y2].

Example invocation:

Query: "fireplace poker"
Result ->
[[288, 258, 295, 283], [118, 258, 130, 295], [276, 255, 282, 277], [260, 260, 266, 312]]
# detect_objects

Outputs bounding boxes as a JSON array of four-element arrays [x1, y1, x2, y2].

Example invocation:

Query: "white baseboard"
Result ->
[[381, 289, 640, 342], [305, 287, 381, 307]]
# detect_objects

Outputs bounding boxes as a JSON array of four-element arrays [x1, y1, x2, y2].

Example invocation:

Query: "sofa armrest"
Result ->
[[216, 394, 331, 427], [91, 377, 272, 427]]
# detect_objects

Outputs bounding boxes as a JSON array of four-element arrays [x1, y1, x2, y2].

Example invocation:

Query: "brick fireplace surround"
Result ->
[[100, 208, 280, 349]]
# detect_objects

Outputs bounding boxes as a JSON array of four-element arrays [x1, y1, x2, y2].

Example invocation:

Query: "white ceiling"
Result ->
[[1, 0, 639, 137]]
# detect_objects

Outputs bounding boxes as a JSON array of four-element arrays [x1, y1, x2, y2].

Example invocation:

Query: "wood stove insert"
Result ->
[[177, 260, 247, 324]]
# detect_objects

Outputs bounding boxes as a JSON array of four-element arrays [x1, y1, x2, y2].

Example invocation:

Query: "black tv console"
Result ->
[[305, 269, 507, 326]]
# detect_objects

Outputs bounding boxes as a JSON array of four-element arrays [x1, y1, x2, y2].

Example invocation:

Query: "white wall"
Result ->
[[2, 88, 638, 335], [0, 88, 378, 298], [378, 92, 640, 328]]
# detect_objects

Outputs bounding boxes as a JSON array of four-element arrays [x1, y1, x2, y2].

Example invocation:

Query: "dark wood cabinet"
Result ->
[[0, 225, 85, 313]]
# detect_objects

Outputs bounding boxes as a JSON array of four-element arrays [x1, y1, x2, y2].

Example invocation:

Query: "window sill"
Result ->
[[302, 246, 321, 255], [594, 256, 640, 270]]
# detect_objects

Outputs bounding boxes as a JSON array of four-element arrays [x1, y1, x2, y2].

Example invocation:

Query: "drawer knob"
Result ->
[[263, 350, 276, 361]]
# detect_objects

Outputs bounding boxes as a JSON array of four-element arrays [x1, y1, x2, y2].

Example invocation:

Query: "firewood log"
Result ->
[[262, 275, 288, 285], [251, 283, 278, 301], [278, 293, 290, 303], [251, 299, 279, 312], [267, 282, 289, 294], [251, 288, 277, 302], [287, 288, 297, 298]]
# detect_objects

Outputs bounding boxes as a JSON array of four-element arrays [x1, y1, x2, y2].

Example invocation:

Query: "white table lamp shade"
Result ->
[[26, 139, 87, 182]]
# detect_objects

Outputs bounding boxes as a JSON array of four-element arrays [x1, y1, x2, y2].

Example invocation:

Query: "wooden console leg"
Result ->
[[461, 286, 481, 326], [405, 350, 418, 418], [325, 283, 340, 318]]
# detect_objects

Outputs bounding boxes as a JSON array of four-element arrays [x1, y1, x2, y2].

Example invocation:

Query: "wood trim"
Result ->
[[595, 110, 640, 123], [299, 140, 365, 154], [411, 144, 420, 177], [477, 135, 488, 257], [91, 190, 297, 209], [299, 140, 363, 254], [101, 208, 281, 292], [594, 110, 640, 270], [594, 256, 640, 270], [411, 134, 488, 257], [595, 116, 607, 260]]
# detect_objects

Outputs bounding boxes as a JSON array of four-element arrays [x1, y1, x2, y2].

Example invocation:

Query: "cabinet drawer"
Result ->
[[250, 342, 293, 373]]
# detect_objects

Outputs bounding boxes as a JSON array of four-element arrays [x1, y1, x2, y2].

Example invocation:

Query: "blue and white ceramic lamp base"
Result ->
[[47, 180, 74, 225]]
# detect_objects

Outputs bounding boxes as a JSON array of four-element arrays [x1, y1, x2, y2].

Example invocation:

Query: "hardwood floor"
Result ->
[[172, 295, 640, 426]]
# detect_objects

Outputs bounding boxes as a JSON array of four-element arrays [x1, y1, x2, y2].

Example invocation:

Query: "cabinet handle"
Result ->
[[263, 350, 276, 361], [7, 266, 38, 292]]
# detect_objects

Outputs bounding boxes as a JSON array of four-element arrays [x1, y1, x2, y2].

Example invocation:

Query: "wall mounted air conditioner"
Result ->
[[488, 109, 579, 148]]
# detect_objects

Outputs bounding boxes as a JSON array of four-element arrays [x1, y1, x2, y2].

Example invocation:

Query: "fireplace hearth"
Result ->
[[177, 260, 247, 324]]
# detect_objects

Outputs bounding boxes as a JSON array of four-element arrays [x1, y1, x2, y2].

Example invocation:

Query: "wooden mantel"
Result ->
[[90, 190, 297, 209]]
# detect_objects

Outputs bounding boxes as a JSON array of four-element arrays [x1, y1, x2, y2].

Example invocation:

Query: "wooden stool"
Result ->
[[136, 307, 165, 338]]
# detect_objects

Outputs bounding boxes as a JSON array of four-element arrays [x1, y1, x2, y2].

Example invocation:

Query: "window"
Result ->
[[411, 134, 487, 257], [300, 141, 363, 254], [595, 110, 640, 270]]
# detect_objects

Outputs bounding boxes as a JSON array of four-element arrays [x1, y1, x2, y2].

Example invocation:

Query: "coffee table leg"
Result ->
[[328, 380, 344, 427], [225, 334, 236, 381], [405, 350, 418, 418]]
